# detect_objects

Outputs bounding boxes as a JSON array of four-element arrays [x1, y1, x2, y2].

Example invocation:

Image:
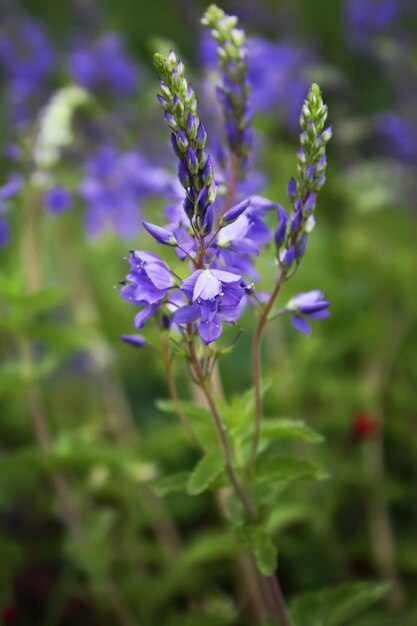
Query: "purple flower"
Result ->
[[120, 251, 174, 329], [0, 15, 54, 126], [69, 33, 138, 93], [0, 173, 23, 246], [0, 219, 10, 247], [375, 112, 417, 163], [344, 0, 404, 48], [143, 222, 178, 246], [120, 334, 146, 347], [79, 144, 171, 239], [44, 187, 72, 214], [221, 197, 251, 224], [286, 290, 330, 335], [247, 37, 313, 129], [172, 268, 247, 343]]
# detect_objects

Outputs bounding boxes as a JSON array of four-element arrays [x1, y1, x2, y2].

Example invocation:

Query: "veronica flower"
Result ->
[[69, 32, 138, 93], [344, 0, 404, 49], [172, 268, 248, 343], [0, 14, 54, 127], [0, 173, 23, 247], [44, 187, 72, 214], [79, 144, 170, 238], [285, 290, 330, 335], [120, 251, 175, 330]]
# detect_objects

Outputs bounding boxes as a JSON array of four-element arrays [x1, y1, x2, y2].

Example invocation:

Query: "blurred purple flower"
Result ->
[[79, 144, 171, 239], [0, 15, 54, 125], [44, 187, 72, 214], [374, 112, 417, 163], [69, 33, 138, 93], [344, 0, 404, 48], [0, 173, 23, 247]]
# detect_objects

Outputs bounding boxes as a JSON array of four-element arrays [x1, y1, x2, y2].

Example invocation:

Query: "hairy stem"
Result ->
[[188, 332, 291, 625], [248, 272, 286, 479], [161, 337, 205, 450]]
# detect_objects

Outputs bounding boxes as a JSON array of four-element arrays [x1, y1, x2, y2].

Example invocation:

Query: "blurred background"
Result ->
[[0, 0, 416, 624]]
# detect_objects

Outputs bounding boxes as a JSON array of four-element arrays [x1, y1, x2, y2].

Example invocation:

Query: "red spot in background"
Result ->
[[352, 412, 379, 440], [2, 604, 20, 624]]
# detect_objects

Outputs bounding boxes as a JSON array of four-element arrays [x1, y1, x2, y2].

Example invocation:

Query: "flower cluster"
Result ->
[[120, 7, 331, 348], [80, 143, 172, 239], [69, 33, 139, 94], [274, 84, 332, 273], [0, 14, 54, 127], [202, 5, 252, 176], [153, 50, 216, 240]]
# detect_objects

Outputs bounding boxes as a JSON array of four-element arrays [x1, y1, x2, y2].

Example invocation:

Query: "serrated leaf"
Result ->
[[290, 580, 389, 626], [233, 525, 277, 576], [156, 399, 213, 422], [154, 472, 189, 496], [253, 531, 278, 576], [187, 450, 225, 495], [261, 419, 324, 444], [255, 455, 329, 485]]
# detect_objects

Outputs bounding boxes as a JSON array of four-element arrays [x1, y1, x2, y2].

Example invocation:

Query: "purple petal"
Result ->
[[172, 302, 201, 324], [181, 270, 203, 299], [143, 221, 176, 245], [199, 315, 223, 344], [120, 334, 146, 347], [211, 269, 242, 283], [144, 263, 173, 289], [291, 315, 311, 335], [193, 270, 221, 301], [134, 303, 159, 328]]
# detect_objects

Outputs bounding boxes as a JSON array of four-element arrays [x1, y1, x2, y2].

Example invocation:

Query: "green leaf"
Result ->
[[187, 450, 225, 495], [234, 525, 277, 576], [154, 472, 189, 496], [290, 580, 389, 626], [156, 399, 213, 422], [261, 418, 324, 444], [253, 531, 278, 576], [255, 455, 329, 485]]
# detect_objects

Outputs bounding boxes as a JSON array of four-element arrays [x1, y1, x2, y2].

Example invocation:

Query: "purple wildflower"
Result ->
[[79, 144, 171, 239], [202, 6, 253, 175], [172, 268, 247, 344], [0, 15, 54, 126], [120, 334, 146, 347], [69, 33, 138, 93], [286, 290, 330, 335], [44, 187, 72, 214], [120, 251, 174, 329]]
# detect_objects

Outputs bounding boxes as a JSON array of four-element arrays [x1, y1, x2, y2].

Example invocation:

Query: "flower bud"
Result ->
[[187, 146, 199, 175], [221, 197, 251, 225], [202, 156, 214, 185], [178, 159, 191, 188], [274, 204, 289, 248], [143, 221, 178, 246]]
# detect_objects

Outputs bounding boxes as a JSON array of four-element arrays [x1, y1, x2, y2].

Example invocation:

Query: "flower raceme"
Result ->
[[119, 7, 331, 347]]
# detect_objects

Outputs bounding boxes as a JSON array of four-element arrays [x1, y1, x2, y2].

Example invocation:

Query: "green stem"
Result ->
[[248, 272, 286, 480], [188, 333, 291, 626], [161, 337, 205, 450], [19, 180, 137, 626]]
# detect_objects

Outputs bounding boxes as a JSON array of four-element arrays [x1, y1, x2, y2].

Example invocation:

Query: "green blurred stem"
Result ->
[[188, 333, 291, 626], [19, 179, 138, 626], [56, 217, 183, 561], [161, 337, 205, 450], [248, 272, 286, 480]]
